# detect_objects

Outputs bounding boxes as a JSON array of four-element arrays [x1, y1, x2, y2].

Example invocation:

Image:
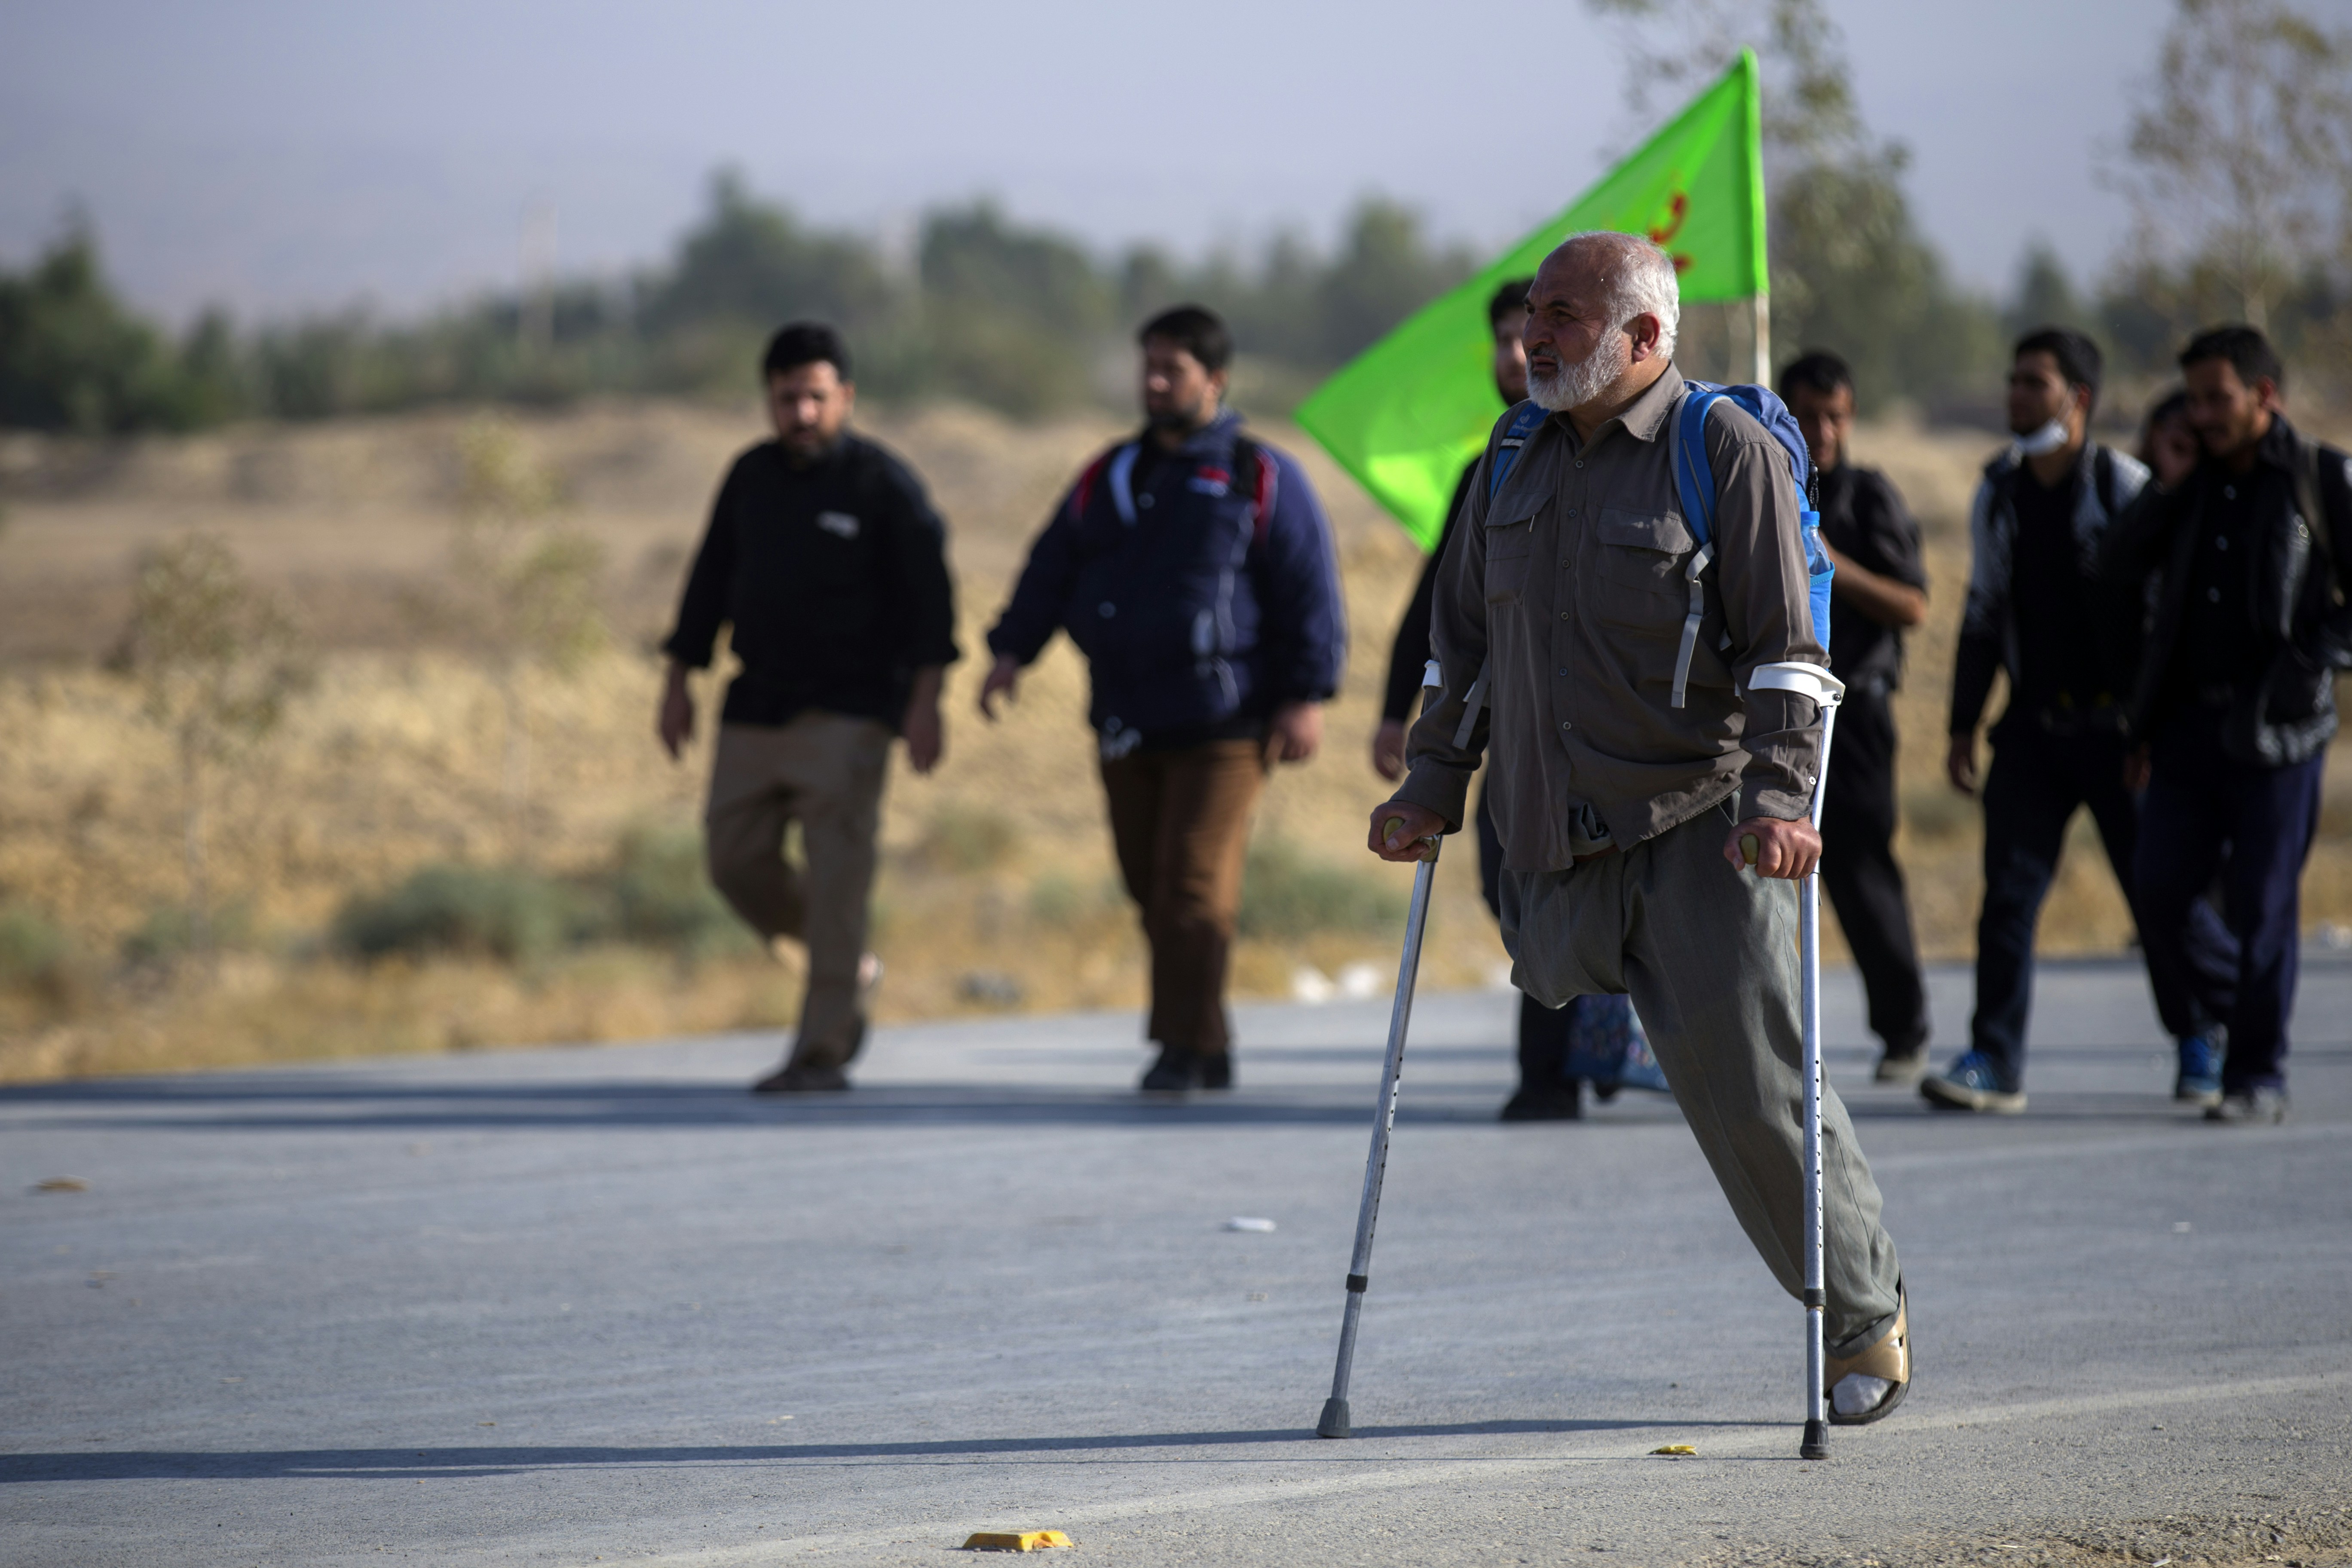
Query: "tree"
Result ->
[[2113, 0, 2352, 331], [638, 170, 899, 338], [1310, 199, 1476, 367], [2005, 242, 2087, 338], [0, 222, 194, 433], [109, 536, 312, 958], [1584, 0, 2000, 404], [426, 418, 607, 854]]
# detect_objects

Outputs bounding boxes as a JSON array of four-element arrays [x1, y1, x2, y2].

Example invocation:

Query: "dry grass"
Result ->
[[4, 396, 2351, 1082]]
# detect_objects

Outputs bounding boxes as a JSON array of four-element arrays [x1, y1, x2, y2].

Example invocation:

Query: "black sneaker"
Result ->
[[1140, 1047, 1202, 1093], [1199, 1053, 1234, 1090], [752, 1063, 850, 1093], [1498, 1083, 1581, 1121]]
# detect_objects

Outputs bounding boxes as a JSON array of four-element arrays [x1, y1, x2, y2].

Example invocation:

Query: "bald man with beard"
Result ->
[[1366, 231, 1912, 1428]]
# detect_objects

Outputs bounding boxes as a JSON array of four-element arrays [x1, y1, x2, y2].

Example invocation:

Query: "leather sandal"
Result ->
[[1825, 1288, 1909, 1426]]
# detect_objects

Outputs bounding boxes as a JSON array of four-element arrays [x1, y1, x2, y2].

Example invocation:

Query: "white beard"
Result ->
[[1526, 328, 1631, 413]]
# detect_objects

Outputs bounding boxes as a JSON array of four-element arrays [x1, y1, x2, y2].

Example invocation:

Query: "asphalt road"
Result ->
[[5, 959, 2349, 1567]]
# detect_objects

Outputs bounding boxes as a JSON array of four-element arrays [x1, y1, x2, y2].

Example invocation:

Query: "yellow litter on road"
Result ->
[[1650, 1444, 1697, 1456], [963, 1530, 1072, 1552]]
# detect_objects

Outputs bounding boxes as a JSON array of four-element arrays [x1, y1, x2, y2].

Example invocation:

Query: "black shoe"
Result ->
[[1199, 1053, 1233, 1090], [1498, 1083, 1581, 1121], [752, 1063, 850, 1093], [1140, 1047, 1202, 1093]]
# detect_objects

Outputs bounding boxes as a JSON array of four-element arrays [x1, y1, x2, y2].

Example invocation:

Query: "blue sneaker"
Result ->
[[2174, 1030, 2225, 1106], [1920, 1051, 2027, 1115]]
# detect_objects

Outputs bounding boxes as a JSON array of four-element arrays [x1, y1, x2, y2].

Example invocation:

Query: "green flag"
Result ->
[[1296, 49, 1766, 551]]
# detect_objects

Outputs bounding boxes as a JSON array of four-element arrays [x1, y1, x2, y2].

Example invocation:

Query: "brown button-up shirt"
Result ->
[[1397, 364, 1825, 871]]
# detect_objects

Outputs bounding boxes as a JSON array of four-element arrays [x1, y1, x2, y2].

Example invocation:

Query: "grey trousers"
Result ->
[[1498, 801, 1904, 1353]]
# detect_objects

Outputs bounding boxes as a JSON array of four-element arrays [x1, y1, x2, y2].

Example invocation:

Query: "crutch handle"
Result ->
[[1740, 833, 1759, 867], [1381, 817, 1439, 862]]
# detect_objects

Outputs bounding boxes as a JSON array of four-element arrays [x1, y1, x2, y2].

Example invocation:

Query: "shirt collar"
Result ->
[[1552, 363, 1686, 447], [1140, 409, 1243, 459], [2254, 412, 2302, 474], [2190, 413, 2301, 488]]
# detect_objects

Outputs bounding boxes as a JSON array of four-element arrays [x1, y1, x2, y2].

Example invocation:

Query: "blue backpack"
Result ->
[[1488, 383, 1833, 709]]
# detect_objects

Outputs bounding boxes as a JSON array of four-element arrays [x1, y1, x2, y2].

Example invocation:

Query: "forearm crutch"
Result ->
[[1747, 661, 1846, 1461], [1315, 820, 1440, 1439]]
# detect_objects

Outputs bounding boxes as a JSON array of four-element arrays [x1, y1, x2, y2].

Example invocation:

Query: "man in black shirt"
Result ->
[[1776, 351, 1933, 1083], [1932, 328, 2233, 1114], [660, 322, 959, 1093], [1373, 277, 1603, 1121], [2106, 326, 2352, 1125]]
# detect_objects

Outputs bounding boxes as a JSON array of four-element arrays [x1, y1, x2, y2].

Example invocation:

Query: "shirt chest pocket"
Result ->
[[1482, 494, 1543, 606], [1592, 509, 1694, 595]]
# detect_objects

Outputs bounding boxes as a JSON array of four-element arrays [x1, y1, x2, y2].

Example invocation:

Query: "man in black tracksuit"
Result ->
[[1776, 351, 1934, 1082], [1929, 328, 2234, 1115], [660, 322, 959, 1093], [2104, 325, 2352, 1125]]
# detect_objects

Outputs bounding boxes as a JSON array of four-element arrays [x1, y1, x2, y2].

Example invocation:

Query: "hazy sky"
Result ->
[[2, 0, 2182, 325]]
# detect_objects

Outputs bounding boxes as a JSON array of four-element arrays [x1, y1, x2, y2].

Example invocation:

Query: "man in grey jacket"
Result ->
[[1367, 232, 1909, 1428], [1932, 329, 2235, 1115]]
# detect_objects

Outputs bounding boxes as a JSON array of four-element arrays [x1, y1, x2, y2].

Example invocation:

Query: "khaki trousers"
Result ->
[[1100, 739, 1267, 1057], [705, 714, 892, 1069], [1498, 800, 1904, 1353]]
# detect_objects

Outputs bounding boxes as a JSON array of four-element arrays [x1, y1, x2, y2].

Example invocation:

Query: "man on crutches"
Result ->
[[1364, 232, 1911, 1439]]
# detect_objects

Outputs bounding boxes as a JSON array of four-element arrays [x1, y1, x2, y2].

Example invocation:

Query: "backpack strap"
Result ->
[[2294, 435, 2335, 567], [1666, 388, 1724, 710], [1231, 435, 1276, 548], [2093, 445, 2121, 520], [1068, 448, 1115, 523], [1106, 441, 1142, 526], [1487, 402, 1550, 501]]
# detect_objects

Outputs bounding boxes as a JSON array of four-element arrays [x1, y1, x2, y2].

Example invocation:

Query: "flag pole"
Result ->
[[1751, 293, 1771, 386]]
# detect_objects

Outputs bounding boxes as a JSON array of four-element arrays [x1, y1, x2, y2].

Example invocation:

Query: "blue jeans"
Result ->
[[2134, 707, 2324, 1093]]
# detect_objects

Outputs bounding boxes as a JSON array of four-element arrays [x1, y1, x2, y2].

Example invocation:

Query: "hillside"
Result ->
[[3, 397, 2346, 1081]]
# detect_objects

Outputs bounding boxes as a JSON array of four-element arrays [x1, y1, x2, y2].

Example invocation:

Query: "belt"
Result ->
[[2032, 702, 2125, 737], [1571, 844, 1620, 866]]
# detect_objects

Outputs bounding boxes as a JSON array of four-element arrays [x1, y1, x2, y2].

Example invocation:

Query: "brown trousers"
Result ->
[[704, 713, 892, 1069], [1099, 739, 1267, 1057]]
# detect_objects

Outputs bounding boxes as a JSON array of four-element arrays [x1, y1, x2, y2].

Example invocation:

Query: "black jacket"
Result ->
[[1815, 462, 1928, 692], [662, 434, 959, 729], [1380, 462, 1478, 723], [1950, 441, 2147, 738], [2105, 415, 2352, 767]]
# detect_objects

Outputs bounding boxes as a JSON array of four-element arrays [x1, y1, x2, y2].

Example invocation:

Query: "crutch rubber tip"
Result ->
[[1316, 1398, 1352, 1439], [1800, 1419, 1829, 1461]]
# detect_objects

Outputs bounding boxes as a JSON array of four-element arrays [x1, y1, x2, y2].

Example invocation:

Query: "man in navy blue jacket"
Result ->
[[980, 305, 1348, 1092]]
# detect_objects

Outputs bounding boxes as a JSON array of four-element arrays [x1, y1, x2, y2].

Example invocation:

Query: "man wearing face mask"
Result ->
[[1930, 329, 2234, 1115], [982, 305, 1347, 1094], [2104, 326, 2352, 1125], [1369, 232, 1910, 1428]]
